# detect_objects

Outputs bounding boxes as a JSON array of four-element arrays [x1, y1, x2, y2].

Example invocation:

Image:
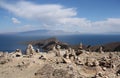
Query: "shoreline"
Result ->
[[0, 35, 120, 52]]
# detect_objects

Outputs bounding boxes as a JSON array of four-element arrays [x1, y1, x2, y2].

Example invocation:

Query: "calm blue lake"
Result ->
[[0, 34, 120, 52]]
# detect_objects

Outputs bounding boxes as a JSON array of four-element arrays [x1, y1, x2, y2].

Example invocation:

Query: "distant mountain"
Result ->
[[17, 29, 80, 36]]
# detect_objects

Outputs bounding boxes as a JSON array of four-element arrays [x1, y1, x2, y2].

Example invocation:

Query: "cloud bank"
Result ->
[[0, 0, 120, 34]]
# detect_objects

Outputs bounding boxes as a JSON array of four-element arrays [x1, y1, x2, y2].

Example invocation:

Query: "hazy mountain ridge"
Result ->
[[16, 29, 81, 36]]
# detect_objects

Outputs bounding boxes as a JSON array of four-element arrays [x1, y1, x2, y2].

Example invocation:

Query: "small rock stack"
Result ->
[[26, 44, 36, 55]]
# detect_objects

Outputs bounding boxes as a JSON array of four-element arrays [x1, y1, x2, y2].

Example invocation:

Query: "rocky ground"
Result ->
[[0, 44, 120, 78]]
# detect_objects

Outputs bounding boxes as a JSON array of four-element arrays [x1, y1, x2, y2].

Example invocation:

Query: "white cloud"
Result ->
[[0, 1, 76, 23], [92, 18, 120, 33], [11, 17, 21, 24], [0, 0, 120, 34]]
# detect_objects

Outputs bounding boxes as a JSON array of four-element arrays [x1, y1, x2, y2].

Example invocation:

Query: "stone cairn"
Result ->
[[79, 42, 83, 50], [99, 46, 104, 53], [14, 49, 22, 57], [26, 44, 36, 55], [8, 49, 23, 58], [56, 45, 61, 56]]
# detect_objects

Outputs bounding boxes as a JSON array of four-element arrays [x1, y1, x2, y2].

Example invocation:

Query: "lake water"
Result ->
[[0, 34, 120, 52]]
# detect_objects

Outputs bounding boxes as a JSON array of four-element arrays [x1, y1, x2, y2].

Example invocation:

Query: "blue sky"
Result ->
[[0, 0, 120, 34]]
